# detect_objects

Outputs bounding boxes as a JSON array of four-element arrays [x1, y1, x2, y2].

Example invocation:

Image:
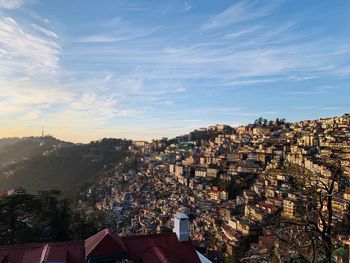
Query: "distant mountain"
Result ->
[[0, 138, 132, 196], [0, 136, 64, 166], [0, 138, 21, 151]]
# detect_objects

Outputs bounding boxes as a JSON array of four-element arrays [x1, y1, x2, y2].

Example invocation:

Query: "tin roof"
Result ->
[[0, 229, 200, 263], [0, 240, 84, 263]]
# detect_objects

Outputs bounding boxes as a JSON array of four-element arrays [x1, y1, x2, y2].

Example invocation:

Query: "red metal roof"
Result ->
[[0, 240, 84, 263], [85, 228, 127, 257], [141, 246, 182, 263], [122, 232, 200, 263], [0, 229, 200, 263]]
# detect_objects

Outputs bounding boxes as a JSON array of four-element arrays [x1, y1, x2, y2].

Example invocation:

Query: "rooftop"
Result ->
[[0, 229, 201, 263]]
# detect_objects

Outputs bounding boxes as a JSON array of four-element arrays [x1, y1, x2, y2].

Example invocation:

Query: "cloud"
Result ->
[[77, 18, 160, 43], [78, 26, 160, 43], [164, 100, 174, 106], [321, 107, 340, 111], [0, 0, 28, 9], [20, 110, 40, 121], [0, 17, 60, 78], [286, 86, 333, 95], [31, 24, 58, 38], [236, 111, 279, 117], [66, 15, 350, 110], [0, 0, 349, 141], [174, 85, 186, 92], [225, 25, 262, 39], [183, 2, 192, 12], [0, 78, 139, 134], [202, 0, 282, 30], [27, 11, 50, 24], [62, 0, 350, 134]]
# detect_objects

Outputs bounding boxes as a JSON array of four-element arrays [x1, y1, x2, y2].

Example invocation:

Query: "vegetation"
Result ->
[[0, 136, 62, 166], [0, 138, 132, 196], [0, 190, 98, 245], [253, 117, 287, 127], [0, 138, 21, 151], [272, 162, 348, 262]]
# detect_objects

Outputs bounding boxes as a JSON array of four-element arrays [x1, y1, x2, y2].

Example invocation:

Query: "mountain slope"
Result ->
[[0, 136, 64, 166], [0, 138, 132, 196], [0, 138, 21, 151]]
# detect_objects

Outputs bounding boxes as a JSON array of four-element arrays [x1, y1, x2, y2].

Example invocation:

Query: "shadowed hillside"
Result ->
[[0, 138, 132, 196], [0, 138, 21, 151], [0, 136, 65, 166]]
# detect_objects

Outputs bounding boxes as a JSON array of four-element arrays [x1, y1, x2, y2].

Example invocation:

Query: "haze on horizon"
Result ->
[[0, 0, 349, 143]]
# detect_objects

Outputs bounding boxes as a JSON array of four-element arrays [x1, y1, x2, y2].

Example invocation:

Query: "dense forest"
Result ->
[[0, 190, 99, 245]]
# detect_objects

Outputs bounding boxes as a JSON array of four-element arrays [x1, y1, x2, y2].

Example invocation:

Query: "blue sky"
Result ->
[[0, 0, 349, 142]]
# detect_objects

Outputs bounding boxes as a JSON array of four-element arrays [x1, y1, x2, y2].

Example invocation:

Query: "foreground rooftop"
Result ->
[[0, 229, 202, 263]]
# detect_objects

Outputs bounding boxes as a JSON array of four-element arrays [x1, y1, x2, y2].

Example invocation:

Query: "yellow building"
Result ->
[[282, 199, 301, 219]]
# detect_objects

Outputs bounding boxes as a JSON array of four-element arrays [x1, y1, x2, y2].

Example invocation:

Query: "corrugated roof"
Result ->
[[0, 240, 84, 263], [85, 228, 127, 257], [0, 230, 199, 263], [122, 232, 200, 263], [0, 253, 7, 263]]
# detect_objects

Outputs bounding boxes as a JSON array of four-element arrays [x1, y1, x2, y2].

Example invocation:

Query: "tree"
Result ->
[[0, 191, 99, 245], [273, 162, 347, 262], [69, 212, 98, 240], [37, 190, 69, 241], [254, 117, 264, 127], [0, 194, 41, 244]]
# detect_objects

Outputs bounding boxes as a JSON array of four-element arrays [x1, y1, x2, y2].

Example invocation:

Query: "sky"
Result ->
[[0, 0, 349, 142]]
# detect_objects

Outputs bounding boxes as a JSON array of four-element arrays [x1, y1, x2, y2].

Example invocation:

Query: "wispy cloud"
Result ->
[[78, 27, 159, 43], [202, 0, 282, 30], [0, 79, 138, 127], [0, 17, 59, 78], [286, 86, 334, 95], [0, 1, 349, 141], [225, 25, 262, 39], [57, 1, 350, 137], [0, 0, 33, 9], [77, 18, 160, 43], [183, 2, 192, 12], [31, 23, 58, 38]]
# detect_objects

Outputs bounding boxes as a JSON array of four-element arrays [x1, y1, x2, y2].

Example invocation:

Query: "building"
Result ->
[[282, 199, 302, 219], [134, 141, 148, 147], [332, 196, 350, 213], [207, 168, 218, 178], [195, 168, 207, 177], [0, 214, 211, 263], [210, 187, 219, 201]]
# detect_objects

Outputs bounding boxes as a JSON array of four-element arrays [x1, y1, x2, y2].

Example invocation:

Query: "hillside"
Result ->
[[0, 138, 132, 196], [0, 138, 21, 151], [0, 136, 64, 166]]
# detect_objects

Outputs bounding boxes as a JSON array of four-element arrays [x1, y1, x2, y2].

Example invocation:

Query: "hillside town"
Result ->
[[75, 114, 350, 262]]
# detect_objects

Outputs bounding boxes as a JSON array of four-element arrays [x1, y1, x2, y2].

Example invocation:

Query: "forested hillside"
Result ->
[[0, 138, 21, 151], [0, 190, 99, 245], [0, 138, 132, 196], [0, 136, 63, 166]]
